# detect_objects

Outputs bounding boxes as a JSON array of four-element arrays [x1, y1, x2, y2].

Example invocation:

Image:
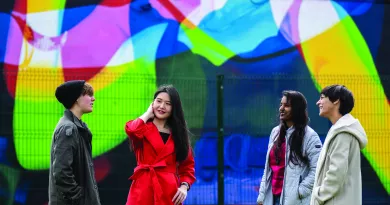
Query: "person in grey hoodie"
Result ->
[[311, 85, 368, 205], [257, 90, 322, 205]]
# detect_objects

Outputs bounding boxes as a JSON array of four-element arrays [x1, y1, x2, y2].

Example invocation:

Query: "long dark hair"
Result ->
[[129, 85, 191, 161], [154, 85, 191, 162], [274, 90, 309, 166]]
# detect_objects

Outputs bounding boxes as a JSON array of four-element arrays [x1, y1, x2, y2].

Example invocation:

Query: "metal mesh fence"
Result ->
[[0, 73, 389, 204]]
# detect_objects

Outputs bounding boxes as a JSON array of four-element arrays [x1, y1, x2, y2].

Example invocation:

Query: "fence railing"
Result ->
[[0, 73, 389, 204]]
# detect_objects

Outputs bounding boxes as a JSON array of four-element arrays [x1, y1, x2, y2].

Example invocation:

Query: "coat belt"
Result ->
[[129, 161, 176, 204]]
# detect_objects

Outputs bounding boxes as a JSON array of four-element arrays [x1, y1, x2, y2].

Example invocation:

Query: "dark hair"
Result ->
[[274, 90, 309, 166], [129, 85, 191, 161], [154, 85, 191, 162], [320, 85, 354, 115], [81, 82, 94, 96]]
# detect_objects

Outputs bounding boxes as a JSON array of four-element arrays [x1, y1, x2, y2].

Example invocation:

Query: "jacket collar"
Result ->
[[64, 109, 85, 130], [143, 122, 174, 161], [330, 114, 357, 132], [286, 126, 295, 134]]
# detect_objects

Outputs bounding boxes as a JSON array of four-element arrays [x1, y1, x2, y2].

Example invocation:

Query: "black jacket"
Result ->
[[49, 110, 101, 205]]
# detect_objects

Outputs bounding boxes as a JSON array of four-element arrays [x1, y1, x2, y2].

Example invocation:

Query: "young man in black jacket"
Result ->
[[49, 80, 101, 205]]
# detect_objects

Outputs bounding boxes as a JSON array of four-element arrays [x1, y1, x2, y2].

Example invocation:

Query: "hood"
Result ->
[[330, 114, 368, 149]]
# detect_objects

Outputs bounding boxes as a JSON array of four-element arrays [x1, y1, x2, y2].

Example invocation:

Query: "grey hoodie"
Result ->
[[310, 114, 368, 205]]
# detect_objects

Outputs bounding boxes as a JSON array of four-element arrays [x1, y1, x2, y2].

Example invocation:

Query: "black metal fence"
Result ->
[[0, 73, 389, 205]]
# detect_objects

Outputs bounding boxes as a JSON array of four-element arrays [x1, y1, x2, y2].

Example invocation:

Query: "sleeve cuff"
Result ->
[[181, 182, 190, 191]]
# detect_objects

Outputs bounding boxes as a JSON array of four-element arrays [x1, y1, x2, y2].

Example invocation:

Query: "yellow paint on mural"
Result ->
[[15, 38, 64, 101], [180, 21, 235, 66], [301, 16, 390, 193], [27, 0, 66, 13], [14, 56, 156, 170]]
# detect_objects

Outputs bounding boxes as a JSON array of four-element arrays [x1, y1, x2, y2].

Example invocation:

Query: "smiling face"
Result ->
[[279, 96, 292, 124], [316, 94, 338, 118], [153, 92, 172, 120]]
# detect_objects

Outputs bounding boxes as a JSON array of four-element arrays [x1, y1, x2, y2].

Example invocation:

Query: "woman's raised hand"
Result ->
[[140, 103, 154, 122]]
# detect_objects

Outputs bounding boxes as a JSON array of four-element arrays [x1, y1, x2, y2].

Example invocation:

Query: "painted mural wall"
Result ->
[[0, 0, 389, 204]]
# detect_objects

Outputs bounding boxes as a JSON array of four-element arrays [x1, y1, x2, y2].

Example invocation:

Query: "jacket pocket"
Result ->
[[71, 186, 84, 205], [61, 185, 83, 205]]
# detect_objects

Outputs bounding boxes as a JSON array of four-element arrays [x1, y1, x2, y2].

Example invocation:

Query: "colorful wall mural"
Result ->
[[0, 0, 389, 204]]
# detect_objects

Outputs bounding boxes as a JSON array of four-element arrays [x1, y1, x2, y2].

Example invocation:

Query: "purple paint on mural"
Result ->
[[150, 0, 200, 21], [3, 5, 132, 68], [4, 13, 24, 66], [61, 4, 131, 68], [279, 0, 302, 46]]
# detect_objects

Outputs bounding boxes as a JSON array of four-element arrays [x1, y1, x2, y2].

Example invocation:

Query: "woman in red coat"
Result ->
[[125, 85, 196, 205]]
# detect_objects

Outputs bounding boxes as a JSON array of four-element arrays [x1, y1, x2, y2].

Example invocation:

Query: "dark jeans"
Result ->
[[273, 195, 281, 205]]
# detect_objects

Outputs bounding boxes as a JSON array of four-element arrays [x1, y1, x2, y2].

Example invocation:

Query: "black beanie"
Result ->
[[55, 80, 86, 109]]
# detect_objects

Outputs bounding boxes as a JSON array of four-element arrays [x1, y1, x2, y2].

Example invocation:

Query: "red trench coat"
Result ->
[[125, 118, 196, 205]]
